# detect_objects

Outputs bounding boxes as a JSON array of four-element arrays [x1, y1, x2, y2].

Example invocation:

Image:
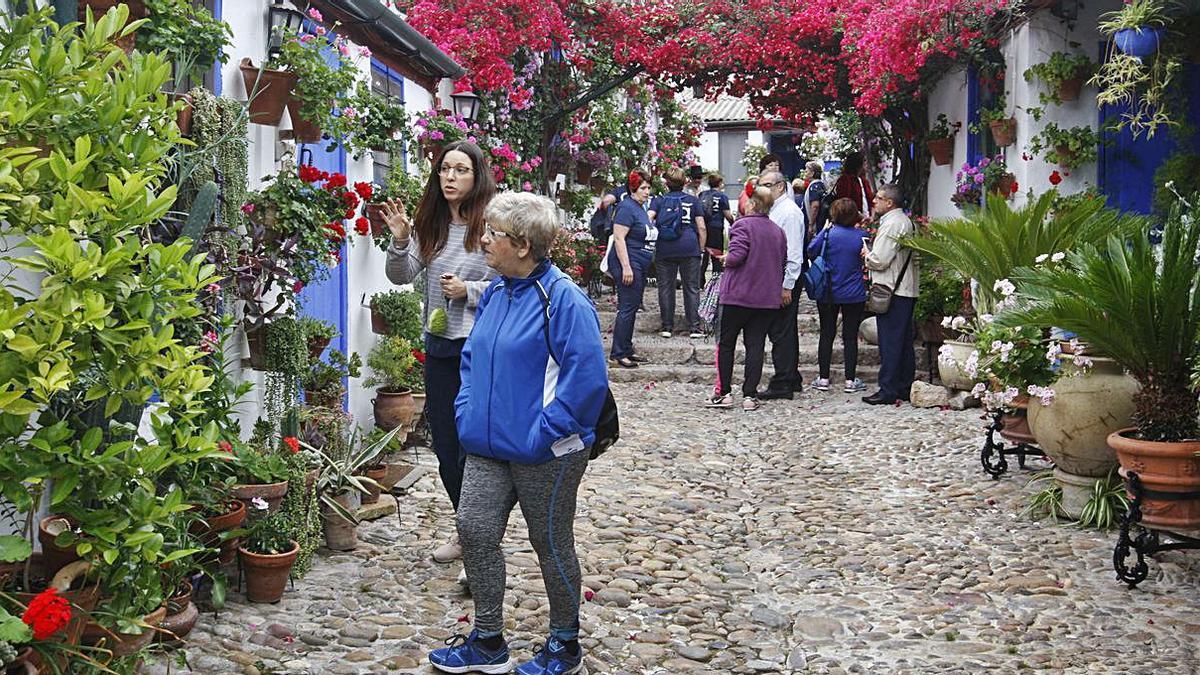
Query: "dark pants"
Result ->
[[817, 301, 866, 380], [875, 295, 917, 400], [766, 279, 804, 392], [424, 335, 467, 510], [656, 256, 701, 332], [716, 304, 773, 397], [610, 247, 651, 359], [700, 250, 723, 286]]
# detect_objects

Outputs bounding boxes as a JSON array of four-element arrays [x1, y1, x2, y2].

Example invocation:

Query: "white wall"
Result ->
[[926, 65, 969, 220]]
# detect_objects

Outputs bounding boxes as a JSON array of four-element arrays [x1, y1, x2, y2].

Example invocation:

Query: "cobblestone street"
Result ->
[[157, 380, 1200, 674]]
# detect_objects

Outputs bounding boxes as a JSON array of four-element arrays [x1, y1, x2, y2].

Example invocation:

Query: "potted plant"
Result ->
[[239, 57, 297, 127], [1100, 0, 1170, 58], [312, 428, 400, 551], [961, 309, 1057, 444], [268, 27, 358, 143], [362, 167, 427, 251], [79, 0, 147, 52], [412, 108, 474, 158], [137, 0, 231, 93], [364, 428, 413, 492], [1028, 123, 1100, 170], [236, 512, 298, 604], [951, 155, 1015, 208], [976, 101, 1017, 147], [1023, 52, 1094, 103], [337, 82, 412, 159], [230, 421, 296, 515], [914, 261, 967, 345], [1002, 202, 1200, 531], [368, 290, 423, 340], [298, 316, 337, 360], [301, 349, 362, 409], [548, 225, 604, 287], [365, 336, 420, 431], [258, 316, 307, 423], [925, 113, 961, 166]]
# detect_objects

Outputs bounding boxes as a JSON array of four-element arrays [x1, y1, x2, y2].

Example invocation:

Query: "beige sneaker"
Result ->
[[433, 537, 462, 564]]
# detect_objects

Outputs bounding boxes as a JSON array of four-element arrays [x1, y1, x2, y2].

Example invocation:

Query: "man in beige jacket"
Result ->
[[862, 184, 919, 405]]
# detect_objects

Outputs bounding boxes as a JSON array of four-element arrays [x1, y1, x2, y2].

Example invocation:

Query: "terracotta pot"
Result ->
[[1110, 430, 1200, 530], [575, 162, 593, 185], [360, 466, 387, 504], [988, 118, 1017, 147], [407, 392, 427, 432], [233, 481, 289, 515], [82, 604, 167, 658], [370, 303, 390, 335], [937, 340, 975, 391], [373, 388, 415, 431], [321, 492, 360, 551], [238, 540, 298, 603], [38, 516, 78, 580], [239, 58, 297, 126], [1057, 75, 1085, 102], [1054, 144, 1079, 168], [78, 0, 146, 52], [308, 336, 331, 360], [926, 137, 954, 166], [244, 323, 268, 371], [379, 462, 415, 491], [990, 173, 1016, 198], [365, 203, 389, 238], [14, 559, 99, 671], [171, 93, 193, 136], [998, 396, 1036, 445], [157, 580, 199, 644], [191, 500, 246, 566], [286, 97, 323, 143], [421, 140, 444, 160]]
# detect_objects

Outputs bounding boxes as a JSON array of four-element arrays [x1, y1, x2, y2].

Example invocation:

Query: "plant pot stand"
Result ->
[[1112, 471, 1200, 588], [980, 409, 1049, 479]]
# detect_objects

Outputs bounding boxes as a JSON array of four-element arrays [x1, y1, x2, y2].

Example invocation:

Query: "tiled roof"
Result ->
[[682, 91, 753, 123]]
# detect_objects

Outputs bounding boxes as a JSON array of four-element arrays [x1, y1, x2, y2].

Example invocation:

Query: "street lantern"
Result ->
[[268, 0, 307, 59], [451, 89, 481, 124]]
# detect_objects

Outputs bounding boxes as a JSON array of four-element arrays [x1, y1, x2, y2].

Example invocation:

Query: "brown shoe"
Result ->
[[432, 537, 462, 564]]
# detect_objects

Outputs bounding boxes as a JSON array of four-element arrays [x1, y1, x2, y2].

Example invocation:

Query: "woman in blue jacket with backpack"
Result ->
[[806, 197, 869, 394], [429, 193, 608, 675]]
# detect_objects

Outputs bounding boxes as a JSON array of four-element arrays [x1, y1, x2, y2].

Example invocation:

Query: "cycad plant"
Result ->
[[904, 191, 1148, 312], [1000, 203, 1200, 442]]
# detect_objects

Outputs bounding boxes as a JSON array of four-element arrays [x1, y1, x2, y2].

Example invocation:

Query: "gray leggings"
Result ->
[[457, 451, 589, 640]]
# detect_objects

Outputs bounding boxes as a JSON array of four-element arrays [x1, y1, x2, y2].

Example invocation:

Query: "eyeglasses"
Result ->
[[758, 181, 781, 189], [484, 224, 509, 239], [438, 165, 473, 177]]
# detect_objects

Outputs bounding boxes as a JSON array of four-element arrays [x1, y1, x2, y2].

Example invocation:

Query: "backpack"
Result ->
[[655, 195, 687, 242], [700, 189, 722, 226], [805, 179, 831, 229], [589, 190, 628, 241]]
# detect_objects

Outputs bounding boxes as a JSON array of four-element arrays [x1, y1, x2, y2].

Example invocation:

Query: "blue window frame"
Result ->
[[370, 59, 408, 183]]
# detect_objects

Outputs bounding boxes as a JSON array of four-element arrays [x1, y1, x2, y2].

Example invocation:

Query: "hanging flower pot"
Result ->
[[421, 140, 444, 160], [1114, 27, 1165, 59], [238, 540, 299, 603], [232, 481, 289, 514], [990, 173, 1017, 198], [1054, 144, 1079, 168], [988, 118, 1017, 147], [171, 93, 194, 136], [239, 58, 297, 127], [926, 137, 955, 166], [369, 303, 390, 335], [1056, 73, 1086, 102], [365, 203, 389, 238], [78, 0, 146, 53], [373, 387, 415, 431], [307, 336, 330, 360], [286, 97, 323, 144], [589, 175, 608, 196], [244, 322, 269, 371], [575, 161, 594, 185]]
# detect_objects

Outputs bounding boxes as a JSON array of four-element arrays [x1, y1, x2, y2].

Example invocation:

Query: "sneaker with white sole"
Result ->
[[705, 393, 732, 408], [433, 537, 462, 564], [689, 331, 705, 339], [812, 378, 831, 391], [428, 630, 515, 674], [844, 378, 867, 393], [742, 396, 760, 411], [515, 636, 583, 675], [659, 330, 673, 338]]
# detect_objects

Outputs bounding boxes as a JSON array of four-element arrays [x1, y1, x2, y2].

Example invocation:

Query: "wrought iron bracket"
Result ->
[[980, 409, 1048, 479], [1112, 471, 1200, 588]]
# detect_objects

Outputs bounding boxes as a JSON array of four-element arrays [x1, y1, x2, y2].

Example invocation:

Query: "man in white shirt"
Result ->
[[862, 184, 920, 405], [757, 170, 807, 399]]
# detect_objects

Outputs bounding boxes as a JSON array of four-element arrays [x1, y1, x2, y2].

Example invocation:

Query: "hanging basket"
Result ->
[[365, 203, 389, 238], [239, 58, 297, 127], [286, 97, 323, 144], [990, 173, 1017, 198], [575, 162, 594, 185], [1056, 74, 1086, 102], [1114, 27, 1165, 59], [988, 118, 1017, 147], [926, 137, 955, 166]]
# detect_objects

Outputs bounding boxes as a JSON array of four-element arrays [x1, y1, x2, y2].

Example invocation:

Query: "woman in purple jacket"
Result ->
[[806, 198, 870, 393], [706, 186, 788, 411]]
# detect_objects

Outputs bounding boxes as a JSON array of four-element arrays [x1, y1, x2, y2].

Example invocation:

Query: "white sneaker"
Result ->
[[705, 393, 732, 408], [742, 397, 760, 411], [844, 378, 867, 393], [813, 378, 831, 391], [689, 332, 704, 339], [659, 331, 673, 338], [433, 537, 462, 564]]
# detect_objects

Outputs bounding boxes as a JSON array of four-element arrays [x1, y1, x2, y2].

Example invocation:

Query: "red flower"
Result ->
[[325, 222, 346, 239], [411, 348, 426, 364], [345, 208, 357, 220], [218, 440, 233, 453], [354, 217, 370, 235], [325, 173, 347, 189], [1010, 181, 1019, 194], [299, 164, 323, 183], [1049, 171, 1062, 186], [341, 191, 359, 207], [282, 436, 300, 454], [22, 588, 72, 640], [293, 280, 304, 294], [354, 182, 373, 200]]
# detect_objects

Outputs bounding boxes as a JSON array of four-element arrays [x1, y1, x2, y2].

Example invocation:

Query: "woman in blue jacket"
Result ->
[[429, 193, 608, 675], [806, 198, 869, 393]]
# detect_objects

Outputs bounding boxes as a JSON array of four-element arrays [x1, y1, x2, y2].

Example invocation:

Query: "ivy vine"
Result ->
[[263, 317, 307, 424]]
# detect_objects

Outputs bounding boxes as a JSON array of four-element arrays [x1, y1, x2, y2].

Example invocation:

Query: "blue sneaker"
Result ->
[[515, 636, 583, 675], [429, 630, 515, 674]]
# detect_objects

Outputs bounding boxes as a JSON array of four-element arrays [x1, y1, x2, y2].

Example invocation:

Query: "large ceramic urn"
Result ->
[[1027, 355, 1137, 517], [937, 340, 976, 391]]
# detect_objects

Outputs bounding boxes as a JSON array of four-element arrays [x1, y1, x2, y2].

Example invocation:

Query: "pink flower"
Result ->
[[429, 130, 444, 140], [522, 181, 533, 191], [299, 34, 315, 44], [241, 202, 255, 214], [359, 46, 372, 57], [343, 107, 358, 119], [206, 283, 221, 294], [307, 7, 323, 21], [316, 26, 326, 36], [339, 43, 351, 57]]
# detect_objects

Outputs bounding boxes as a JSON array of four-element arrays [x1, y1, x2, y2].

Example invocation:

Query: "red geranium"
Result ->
[[354, 217, 370, 235], [354, 181, 373, 200], [282, 436, 300, 454], [325, 173, 348, 189], [299, 164, 324, 183], [325, 222, 346, 239], [1049, 170, 1062, 186], [1010, 181, 1019, 194], [412, 348, 426, 364], [218, 440, 232, 453], [22, 588, 72, 640]]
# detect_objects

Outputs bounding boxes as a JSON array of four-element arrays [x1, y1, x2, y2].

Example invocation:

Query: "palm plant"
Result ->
[[999, 204, 1200, 442], [903, 191, 1149, 312]]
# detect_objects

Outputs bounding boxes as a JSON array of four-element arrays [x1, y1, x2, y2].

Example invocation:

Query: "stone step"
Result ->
[[601, 334, 881, 367], [606, 362, 887, 386], [596, 309, 826, 336]]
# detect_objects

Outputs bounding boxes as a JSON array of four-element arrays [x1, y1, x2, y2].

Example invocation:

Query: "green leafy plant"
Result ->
[[1024, 52, 1093, 105], [999, 198, 1197, 441], [1076, 469, 1130, 530], [549, 225, 605, 285], [370, 290, 424, 342], [267, 28, 358, 134], [1027, 123, 1100, 169], [1152, 151, 1200, 215], [927, 113, 961, 140], [239, 511, 294, 556], [740, 143, 767, 178], [1098, 0, 1170, 32], [312, 427, 402, 523], [234, 433, 294, 486], [364, 336, 419, 392], [298, 316, 337, 343], [914, 261, 967, 328], [968, 319, 1057, 410], [1023, 470, 1067, 521], [337, 82, 412, 159], [137, 0, 232, 84], [301, 349, 362, 407], [263, 317, 307, 423], [1091, 52, 1180, 138]]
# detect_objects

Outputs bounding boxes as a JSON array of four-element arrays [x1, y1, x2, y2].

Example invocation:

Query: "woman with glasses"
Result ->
[[607, 169, 654, 369], [382, 140, 497, 565]]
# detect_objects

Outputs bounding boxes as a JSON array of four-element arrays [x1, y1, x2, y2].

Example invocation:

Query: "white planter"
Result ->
[[937, 339, 975, 391]]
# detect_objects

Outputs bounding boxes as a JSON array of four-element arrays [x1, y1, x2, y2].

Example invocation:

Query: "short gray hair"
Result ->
[[877, 184, 904, 206], [758, 170, 786, 195], [483, 192, 560, 260]]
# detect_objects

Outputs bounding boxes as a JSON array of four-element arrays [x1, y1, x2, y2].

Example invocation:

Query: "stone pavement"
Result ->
[[150, 381, 1200, 674]]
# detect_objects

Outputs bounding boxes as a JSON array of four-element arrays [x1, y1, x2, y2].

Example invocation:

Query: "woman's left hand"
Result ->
[[441, 274, 467, 300]]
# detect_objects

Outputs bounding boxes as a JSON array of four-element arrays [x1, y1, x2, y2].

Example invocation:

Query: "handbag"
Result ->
[[598, 234, 615, 277], [866, 249, 912, 315], [535, 279, 619, 460], [804, 233, 831, 302], [698, 271, 722, 330]]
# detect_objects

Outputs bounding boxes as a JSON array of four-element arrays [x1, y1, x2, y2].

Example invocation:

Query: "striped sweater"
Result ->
[[385, 223, 495, 340]]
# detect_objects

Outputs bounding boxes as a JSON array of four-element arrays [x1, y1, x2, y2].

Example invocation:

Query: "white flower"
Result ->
[[1028, 384, 1055, 406], [998, 341, 1014, 362], [1051, 252, 1066, 262], [1035, 253, 1049, 263], [951, 316, 968, 330], [941, 316, 953, 328], [252, 497, 269, 511], [990, 340, 1003, 353], [979, 313, 994, 324], [993, 278, 1016, 297], [970, 382, 987, 398], [964, 351, 980, 378], [937, 343, 956, 365], [1074, 355, 1094, 370], [1045, 341, 1062, 364]]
